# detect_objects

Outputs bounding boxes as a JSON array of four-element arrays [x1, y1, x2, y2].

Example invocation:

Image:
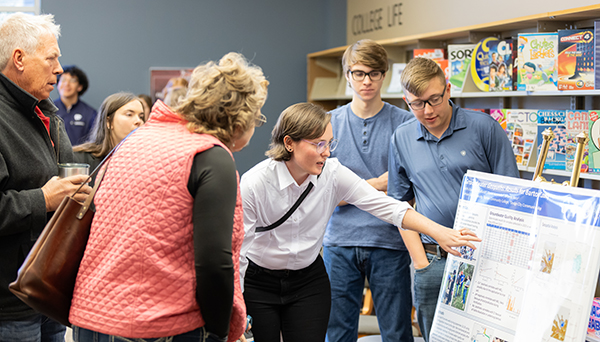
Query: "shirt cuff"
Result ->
[[393, 202, 414, 231]]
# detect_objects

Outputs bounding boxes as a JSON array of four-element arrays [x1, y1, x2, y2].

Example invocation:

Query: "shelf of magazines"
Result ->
[[517, 165, 600, 181]]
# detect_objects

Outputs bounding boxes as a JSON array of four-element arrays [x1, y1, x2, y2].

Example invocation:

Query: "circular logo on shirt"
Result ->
[[74, 113, 83, 121]]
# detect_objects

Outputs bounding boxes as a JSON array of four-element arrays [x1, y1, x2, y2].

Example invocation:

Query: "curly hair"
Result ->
[[266, 102, 330, 161], [175, 52, 268, 144]]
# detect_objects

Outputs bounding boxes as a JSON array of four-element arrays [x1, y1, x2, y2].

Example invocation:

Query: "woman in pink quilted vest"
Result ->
[[69, 52, 268, 342]]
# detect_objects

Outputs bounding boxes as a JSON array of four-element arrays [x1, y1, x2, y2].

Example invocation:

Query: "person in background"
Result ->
[[0, 13, 92, 342], [165, 85, 187, 108], [323, 39, 414, 342], [138, 93, 153, 121], [69, 52, 268, 342], [54, 65, 97, 144], [72, 92, 145, 182], [388, 57, 519, 341], [240, 102, 480, 342]]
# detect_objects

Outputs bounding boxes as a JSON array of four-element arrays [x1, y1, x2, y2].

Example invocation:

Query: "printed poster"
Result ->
[[429, 170, 600, 342]]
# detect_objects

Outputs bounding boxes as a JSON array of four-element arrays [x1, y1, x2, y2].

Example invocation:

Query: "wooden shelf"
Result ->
[[308, 4, 600, 105]]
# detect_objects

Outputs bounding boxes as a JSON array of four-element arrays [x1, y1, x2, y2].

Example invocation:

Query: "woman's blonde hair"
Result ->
[[266, 102, 330, 161], [175, 52, 268, 144]]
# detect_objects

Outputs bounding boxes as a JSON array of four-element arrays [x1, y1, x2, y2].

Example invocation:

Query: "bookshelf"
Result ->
[[307, 4, 600, 189]]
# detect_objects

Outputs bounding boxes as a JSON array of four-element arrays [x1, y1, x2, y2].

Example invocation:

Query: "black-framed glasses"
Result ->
[[255, 113, 267, 127], [406, 83, 447, 111], [348, 70, 385, 82], [302, 138, 338, 153]]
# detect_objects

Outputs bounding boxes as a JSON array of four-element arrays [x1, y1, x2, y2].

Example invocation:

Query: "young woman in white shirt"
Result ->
[[239, 102, 480, 342]]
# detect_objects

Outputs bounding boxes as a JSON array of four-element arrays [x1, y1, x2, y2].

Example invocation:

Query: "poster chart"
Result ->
[[429, 170, 600, 342]]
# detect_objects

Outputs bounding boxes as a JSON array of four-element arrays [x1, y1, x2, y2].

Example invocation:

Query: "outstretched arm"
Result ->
[[400, 209, 480, 256]]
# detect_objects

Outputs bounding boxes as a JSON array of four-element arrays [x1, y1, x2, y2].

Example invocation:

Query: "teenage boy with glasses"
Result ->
[[387, 57, 519, 342], [323, 39, 414, 342]]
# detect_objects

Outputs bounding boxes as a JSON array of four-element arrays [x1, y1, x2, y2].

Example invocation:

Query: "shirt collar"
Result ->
[[415, 100, 467, 141], [273, 160, 318, 191]]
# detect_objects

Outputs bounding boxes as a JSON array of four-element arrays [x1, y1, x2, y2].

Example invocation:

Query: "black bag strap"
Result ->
[[255, 181, 314, 233]]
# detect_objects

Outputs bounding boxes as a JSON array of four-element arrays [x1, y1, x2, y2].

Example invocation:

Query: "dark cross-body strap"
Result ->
[[255, 182, 314, 233]]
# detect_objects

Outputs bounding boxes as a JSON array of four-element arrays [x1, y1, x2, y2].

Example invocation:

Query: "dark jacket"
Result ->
[[0, 72, 74, 320]]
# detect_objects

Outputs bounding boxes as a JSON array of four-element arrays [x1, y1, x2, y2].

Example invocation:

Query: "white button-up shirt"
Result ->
[[240, 158, 412, 282]]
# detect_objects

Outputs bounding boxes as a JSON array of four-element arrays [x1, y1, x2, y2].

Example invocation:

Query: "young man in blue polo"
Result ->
[[54, 65, 97, 144], [387, 57, 519, 342], [324, 39, 414, 342]]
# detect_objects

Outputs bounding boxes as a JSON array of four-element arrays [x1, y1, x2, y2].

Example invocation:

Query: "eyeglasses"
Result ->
[[406, 84, 447, 111], [255, 113, 267, 127], [58, 77, 79, 85], [348, 70, 385, 82], [302, 139, 338, 153]]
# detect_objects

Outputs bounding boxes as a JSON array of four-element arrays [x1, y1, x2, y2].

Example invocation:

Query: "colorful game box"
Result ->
[[557, 29, 594, 90], [448, 44, 476, 96], [488, 39, 513, 92], [588, 298, 600, 340], [537, 110, 567, 170], [589, 110, 600, 173], [490, 108, 507, 129], [565, 110, 589, 172], [517, 33, 558, 91], [505, 109, 538, 167], [470, 37, 498, 91], [594, 21, 600, 90]]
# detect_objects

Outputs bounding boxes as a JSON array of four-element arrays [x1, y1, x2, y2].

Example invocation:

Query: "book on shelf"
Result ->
[[595, 21, 600, 91], [505, 109, 538, 167], [589, 110, 600, 173], [537, 110, 567, 170], [557, 29, 595, 90], [386, 63, 406, 93], [470, 37, 499, 92], [448, 44, 476, 96], [517, 33, 558, 91], [565, 110, 589, 172], [490, 108, 507, 129], [488, 39, 514, 92]]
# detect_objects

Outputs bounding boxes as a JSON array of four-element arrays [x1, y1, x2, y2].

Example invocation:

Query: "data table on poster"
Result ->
[[481, 224, 533, 269]]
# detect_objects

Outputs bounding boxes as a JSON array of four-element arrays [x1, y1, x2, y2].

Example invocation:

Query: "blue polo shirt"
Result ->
[[324, 102, 413, 250], [54, 98, 97, 145], [387, 101, 519, 244]]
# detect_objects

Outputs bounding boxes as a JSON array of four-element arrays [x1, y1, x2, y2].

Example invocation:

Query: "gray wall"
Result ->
[[43, 0, 347, 174]]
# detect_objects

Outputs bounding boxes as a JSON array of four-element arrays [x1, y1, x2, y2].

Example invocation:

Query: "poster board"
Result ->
[[430, 170, 600, 342], [149, 67, 194, 102]]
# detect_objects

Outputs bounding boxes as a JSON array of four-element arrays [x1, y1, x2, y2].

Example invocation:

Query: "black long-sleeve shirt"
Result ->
[[188, 146, 237, 339]]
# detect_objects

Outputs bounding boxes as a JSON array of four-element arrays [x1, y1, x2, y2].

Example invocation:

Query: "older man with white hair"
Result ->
[[0, 13, 91, 341]]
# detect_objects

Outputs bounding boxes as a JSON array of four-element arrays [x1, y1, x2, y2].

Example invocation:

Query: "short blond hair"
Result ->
[[401, 57, 445, 97], [266, 102, 330, 161], [175, 52, 268, 145], [342, 39, 388, 74]]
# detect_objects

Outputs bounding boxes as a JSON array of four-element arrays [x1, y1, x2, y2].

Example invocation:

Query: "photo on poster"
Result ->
[[441, 259, 474, 311], [540, 240, 557, 274], [550, 305, 571, 341]]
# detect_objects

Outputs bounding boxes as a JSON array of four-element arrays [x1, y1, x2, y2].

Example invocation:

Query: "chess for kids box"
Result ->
[[537, 110, 567, 170]]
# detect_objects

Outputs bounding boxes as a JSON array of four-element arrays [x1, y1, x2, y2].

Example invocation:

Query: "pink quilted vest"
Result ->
[[70, 101, 246, 341]]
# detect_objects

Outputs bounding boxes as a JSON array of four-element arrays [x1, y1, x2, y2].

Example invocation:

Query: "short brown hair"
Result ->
[[175, 52, 268, 145], [401, 57, 446, 97], [266, 102, 330, 161], [342, 39, 389, 74]]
